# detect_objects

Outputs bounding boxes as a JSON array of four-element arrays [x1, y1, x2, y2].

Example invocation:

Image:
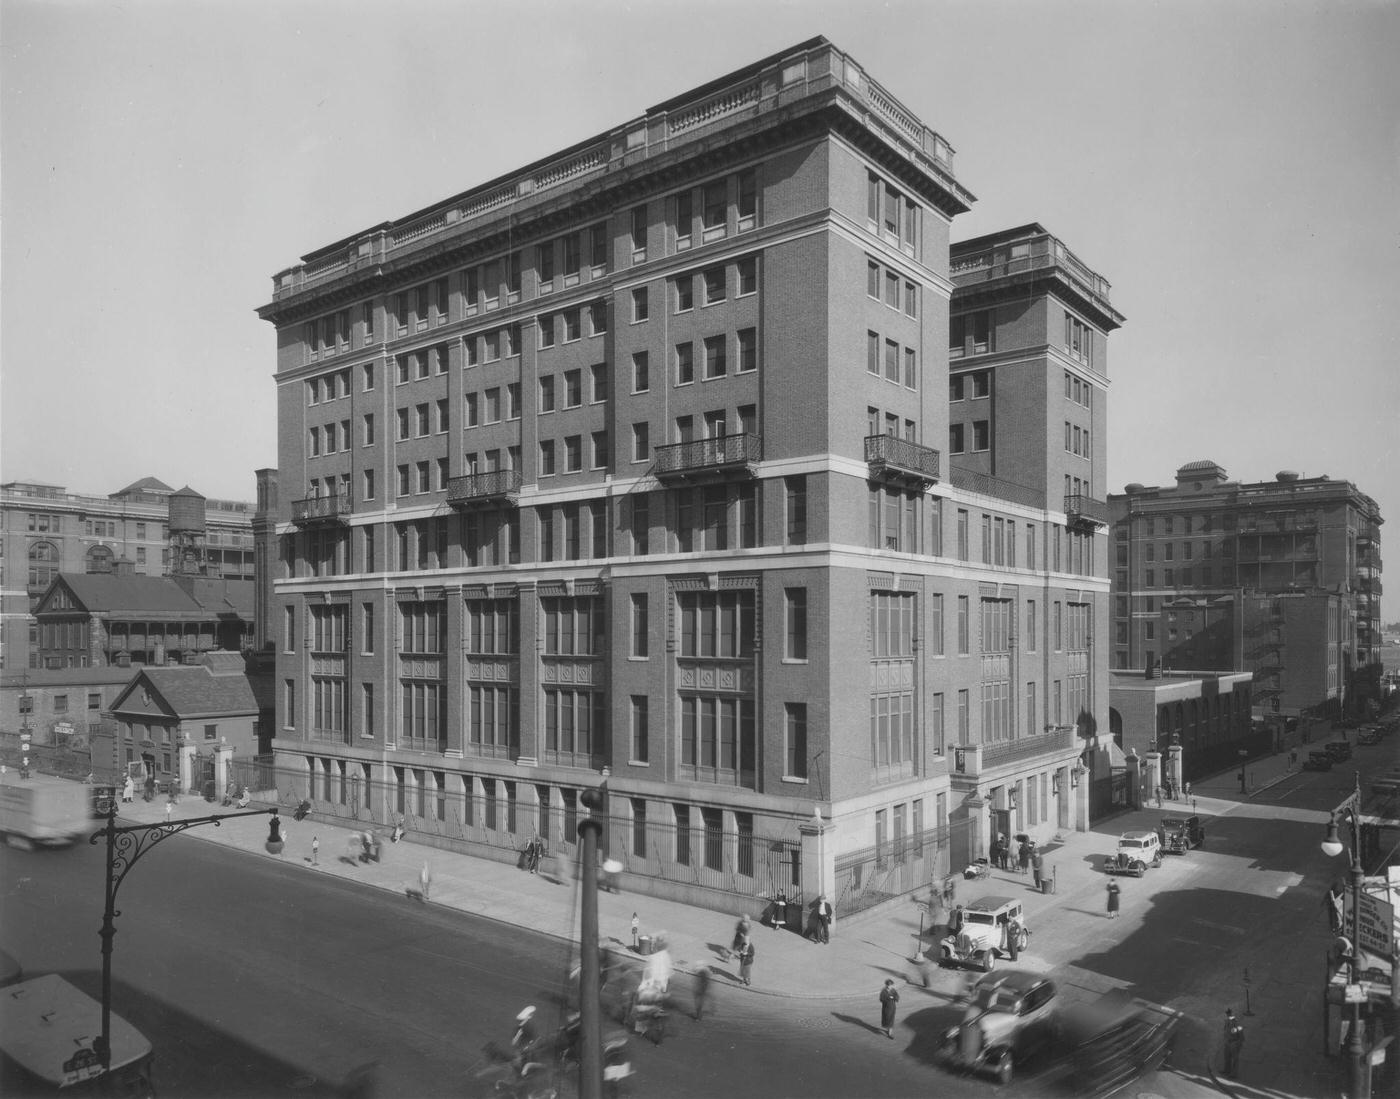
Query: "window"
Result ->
[[674, 275, 693, 312], [785, 588, 807, 660], [785, 704, 808, 779], [972, 421, 990, 451], [564, 435, 582, 473], [630, 697, 649, 763], [631, 595, 649, 658], [563, 310, 581, 342], [957, 595, 970, 654], [632, 422, 650, 462], [675, 342, 694, 385], [539, 440, 556, 476], [674, 190, 693, 248], [563, 232, 581, 278], [904, 281, 917, 317], [630, 205, 647, 260], [704, 335, 726, 379], [484, 388, 501, 424], [507, 382, 521, 420], [738, 256, 756, 295], [564, 369, 582, 408], [904, 348, 916, 389], [702, 179, 727, 234], [949, 423, 965, 454], [589, 302, 607, 336], [867, 331, 880, 375], [884, 338, 899, 381], [703, 267, 726, 304], [536, 240, 555, 286], [785, 476, 807, 545], [416, 403, 430, 436], [631, 493, 650, 554], [737, 169, 757, 226], [362, 469, 375, 501], [464, 393, 479, 427], [737, 328, 757, 373], [538, 376, 555, 413], [591, 430, 608, 469], [538, 315, 555, 348], [632, 352, 649, 393], [590, 362, 607, 403]]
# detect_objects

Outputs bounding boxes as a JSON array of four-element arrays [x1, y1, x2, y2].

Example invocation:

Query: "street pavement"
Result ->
[[108, 717, 1389, 1099]]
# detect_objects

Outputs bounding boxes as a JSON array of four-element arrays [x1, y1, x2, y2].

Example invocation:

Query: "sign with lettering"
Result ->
[[1355, 891, 1395, 959]]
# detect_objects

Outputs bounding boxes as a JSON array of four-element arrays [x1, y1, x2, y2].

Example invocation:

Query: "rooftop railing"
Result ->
[[950, 231, 1113, 309]]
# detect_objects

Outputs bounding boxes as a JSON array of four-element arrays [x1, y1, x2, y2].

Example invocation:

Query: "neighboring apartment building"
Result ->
[[0, 477, 256, 672], [256, 38, 1122, 912], [1108, 462, 1384, 717]]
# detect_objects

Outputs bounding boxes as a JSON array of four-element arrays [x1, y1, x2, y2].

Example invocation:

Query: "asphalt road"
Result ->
[[1, 830, 1034, 1098], [4, 745, 1382, 1098]]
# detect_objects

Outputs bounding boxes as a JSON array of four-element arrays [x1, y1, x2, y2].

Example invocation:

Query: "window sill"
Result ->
[[781, 658, 809, 666], [781, 775, 809, 785], [628, 760, 650, 767]]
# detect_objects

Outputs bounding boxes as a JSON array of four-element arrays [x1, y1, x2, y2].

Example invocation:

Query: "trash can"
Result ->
[[637, 935, 653, 956], [1043, 867, 1056, 894]]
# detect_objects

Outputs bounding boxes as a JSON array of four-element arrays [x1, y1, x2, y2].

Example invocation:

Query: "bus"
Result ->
[[0, 974, 154, 1096]]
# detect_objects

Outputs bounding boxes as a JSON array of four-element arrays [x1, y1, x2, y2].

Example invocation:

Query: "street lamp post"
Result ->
[[1319, 772, 1370, 1099], [89, 802, 278, 1072]]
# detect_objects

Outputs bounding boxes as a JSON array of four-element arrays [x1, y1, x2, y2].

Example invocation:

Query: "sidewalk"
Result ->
[[114, 790, 1241, 1095]]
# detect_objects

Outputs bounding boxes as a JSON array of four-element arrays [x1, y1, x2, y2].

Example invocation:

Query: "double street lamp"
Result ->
[[1319, 772, 1371, 1099], [89, 802, 279, 1072]]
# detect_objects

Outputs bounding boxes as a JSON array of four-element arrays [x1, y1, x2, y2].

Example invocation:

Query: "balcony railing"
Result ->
[[950, 230, 1113, 310], [1358, 576, 1383, 596], [446, 469, 522, 508], [949, 466, 1046, 510], [864, 434, 940, 487], [291, 495, 349, 525], [1065, 493, 1110, 528], [981, 725, 1080, 771], [652, 433, 761, 480]]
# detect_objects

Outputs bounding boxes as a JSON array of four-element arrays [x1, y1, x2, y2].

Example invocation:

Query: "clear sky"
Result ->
[[2, 0, 1397, 619]]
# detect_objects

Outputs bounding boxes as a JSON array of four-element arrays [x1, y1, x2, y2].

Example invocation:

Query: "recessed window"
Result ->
[[632, 352, 649, 393], [949, 423, 965, 454], [632, 422, 650, 462], [631, 288, 649, 323], [738, 257, 757, 295], [675, 342, 694, 385], [737, 329, 757, 373], [564, 369, 582, 408], [972, 420, 990, 451], [538, 315, 555, 348], [703, 267, 726, 305], [539, 440, 556, 477], [703, 335, 726, 379], [539, 375, 555, 413], [674, 276, 693, 313]]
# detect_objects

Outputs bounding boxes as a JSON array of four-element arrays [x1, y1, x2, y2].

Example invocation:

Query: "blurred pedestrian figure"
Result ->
[[554, 848, 573, 884], [1184, 781, 1192, 800], [631, 912, 640, 951], [947, 903, 965, 937], [1222, 1008, 1245, 1077], [311, 836, 319, 865], [122, 776, 135, 804], [814, 895, 833, 943], [726, 914, 751, 961], [879, 978, 899, 1038], [693, 966, 712, 1020], [1326, 881, 1345, 933], [1017, 839, 1031, 875], [1154, 785, 1163, 808], [419, 861, 432, 902], [1007, 915, 1021, 962], [1238, 769, 1247, 794], [737, 939, 755, 986], [144, 774, 155, 802], [526, 834, 544, 874], [1289, 748, 1298, 770], [1106, 879, 1121, 919], [1031, 849, 1044, 892]]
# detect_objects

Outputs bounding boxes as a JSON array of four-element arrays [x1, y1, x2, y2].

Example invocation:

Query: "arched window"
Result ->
[[86, 545, 114, 574], [28, 541, 59, 589]]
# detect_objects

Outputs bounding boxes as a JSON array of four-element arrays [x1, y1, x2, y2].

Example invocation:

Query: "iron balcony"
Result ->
[[291, 495, 350, 525], [446, 469, 522, 508], [652, 433, 761, 481], [864, 434, 940, 488]]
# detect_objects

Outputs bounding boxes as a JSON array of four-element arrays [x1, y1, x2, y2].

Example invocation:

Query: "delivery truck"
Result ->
[[0, 773, 91, 849]]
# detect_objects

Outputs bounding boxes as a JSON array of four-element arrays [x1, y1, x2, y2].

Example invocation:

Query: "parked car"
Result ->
[[940, 896, 1031, 971], [1303, 750, 1333, 772], [1158, 816, 1205, 854], [1103, 831, 1162, 877], [938, 969, 1060, 1084], [1357, 726, 1384, 746], [1324, 740, 1353, 762]]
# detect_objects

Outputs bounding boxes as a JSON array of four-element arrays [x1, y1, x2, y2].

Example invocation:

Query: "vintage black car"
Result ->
[[1324, 740, 1353, 762], [1063, 990, 1182, 1099], [1303, 750, 1333, 772], [939, 969, 1060, 1084], [1158, 816, 1205, 854]]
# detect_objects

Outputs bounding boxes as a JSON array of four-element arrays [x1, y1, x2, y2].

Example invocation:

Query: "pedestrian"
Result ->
[[144, 775, 155, 802], [1018, 840, 1031, 876], [164, 799, 173, 824], [1154, 784, 1163, 808], [878, 978, 899, 1039], [1006, 916, 1020, 962], [122, 776, 134, 803], [1222, 1008, 1245, 1077], [1326, 881, 1345, 933], [693, 966, 712, 1021], [527, 834, 543, 874], [311, 836, 320, 865], [1184, 781, 1192, 800], [947, 903, 965, 937], [1106, 879, 1121, 919], [1289, 748, 1298, 770], [815, 894, 833, 944], [419, 861, 432, 902], [738, 938, 755, 986], [631, 912, 640, 951], [1031, 850, 1044, 892], [1238, 769, 1247, 794], [726, 914, 751, 961]]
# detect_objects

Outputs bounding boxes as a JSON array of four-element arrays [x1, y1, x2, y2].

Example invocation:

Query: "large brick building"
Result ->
[[1, 477, 256, 672], [256, 39, 1122, 912], [1108, 462, 1384, 719]]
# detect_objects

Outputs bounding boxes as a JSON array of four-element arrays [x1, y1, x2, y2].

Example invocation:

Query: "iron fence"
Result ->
[[834, 823, 955, 917]]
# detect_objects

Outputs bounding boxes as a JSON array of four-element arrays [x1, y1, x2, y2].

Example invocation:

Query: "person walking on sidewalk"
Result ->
[[692, 966, 711, 1021], [879, 978, 899, 1039], [1222, 1008, 1245, 1077], [418, 861, 432, 902], [311, 836, 319, 865], [726, 915, 751, 961], [631, 913, 640, 951], [737, 939, 755, 986], [1106, 880, 1121, 919], [1238, 769, 1247, 794], [122, 776, 135, 803]]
